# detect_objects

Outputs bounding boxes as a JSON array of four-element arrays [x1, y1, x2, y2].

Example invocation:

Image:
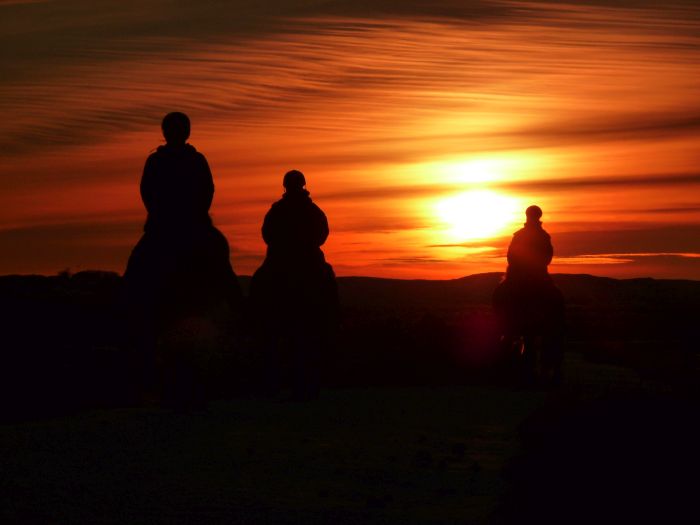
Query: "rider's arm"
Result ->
[[544, 234, 554, 266], [262, 206, 277, 246], [140, 155, 157, 214], [316, 206, 329, 247], [197, 153, 215, 213], [506, 233, 518, 266]]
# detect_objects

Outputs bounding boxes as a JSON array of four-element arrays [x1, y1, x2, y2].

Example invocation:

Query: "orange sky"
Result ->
[[1, 0, 700, 279]]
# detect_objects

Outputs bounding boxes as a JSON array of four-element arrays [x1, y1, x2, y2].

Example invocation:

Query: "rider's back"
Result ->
[[140, 143, 214, 234], [262, 190, 329, 269], [507, 222, 553, 282]]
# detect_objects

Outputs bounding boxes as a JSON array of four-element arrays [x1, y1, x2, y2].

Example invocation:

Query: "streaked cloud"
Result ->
[[1, 0, 699, 278]]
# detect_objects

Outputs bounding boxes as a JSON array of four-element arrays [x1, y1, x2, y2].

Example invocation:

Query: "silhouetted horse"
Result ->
[[250, 170, 338, 400], [124, 224, 241, 408], [493, 277, 565, 387]]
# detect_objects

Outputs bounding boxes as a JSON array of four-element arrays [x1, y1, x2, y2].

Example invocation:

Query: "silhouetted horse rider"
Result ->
[[124, 112, 240, 404], [493, 205, 564, 385], [251, 170, 338, 400]]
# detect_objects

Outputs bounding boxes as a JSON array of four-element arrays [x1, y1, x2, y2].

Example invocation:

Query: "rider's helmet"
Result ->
[[162, 112, 191, 144], [283, 170, 306, 191], [526, 205, 543, 222]]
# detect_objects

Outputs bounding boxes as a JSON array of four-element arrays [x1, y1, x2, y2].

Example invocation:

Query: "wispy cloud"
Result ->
[[3, 2, 699, 156], [1, 0, 700, 277], [553, 225, 700, 257], [496, 172, 700, 192], [315, 172, 700, 204]]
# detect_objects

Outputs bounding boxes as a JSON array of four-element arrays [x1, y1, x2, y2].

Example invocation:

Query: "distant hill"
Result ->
[[2, 269, 699, 318], [248, 271, 700, 312], [332, 273, 700, 334], [1, 270, 697, 419], [3, 269, 696, 352]]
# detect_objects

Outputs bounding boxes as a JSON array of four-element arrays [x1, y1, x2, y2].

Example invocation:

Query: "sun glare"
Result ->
[[435, 190, 521, 241], [431, 154, 547, 185], [439, 159, 502, 183]]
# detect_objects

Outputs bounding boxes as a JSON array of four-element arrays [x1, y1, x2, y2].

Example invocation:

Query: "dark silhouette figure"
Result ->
[[123, 112, 241, 408], [141, 112, 214, 234], [262, 170, 329, 269], [493, 205, 564, 386], [506, 205, 553, 282], [251, 170, 338, 400]]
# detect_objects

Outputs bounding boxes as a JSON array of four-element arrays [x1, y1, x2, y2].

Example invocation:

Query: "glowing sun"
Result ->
[[435, 190, 520, 241]]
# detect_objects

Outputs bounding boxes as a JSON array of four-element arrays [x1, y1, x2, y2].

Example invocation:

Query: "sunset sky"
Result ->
[[2, 0, 699, 279]]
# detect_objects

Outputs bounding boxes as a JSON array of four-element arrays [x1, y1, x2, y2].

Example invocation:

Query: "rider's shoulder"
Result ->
[[145, 148, 162, 162], [191, 148, 208, 162], [268, 198, 289, 214], [309, 199, 326, 214], [512, 226, 527, 238]]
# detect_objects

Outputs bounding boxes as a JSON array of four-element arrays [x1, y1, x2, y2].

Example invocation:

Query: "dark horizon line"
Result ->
[[1, 269, 699, 284]]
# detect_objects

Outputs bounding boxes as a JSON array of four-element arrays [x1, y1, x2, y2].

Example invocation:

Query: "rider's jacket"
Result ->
[[262, 189, 329, 268], [140, 143, 214, 233], [506, 221, 553, 281]]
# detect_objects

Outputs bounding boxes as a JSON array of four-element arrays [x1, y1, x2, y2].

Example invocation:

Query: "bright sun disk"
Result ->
[[436, 190, 520, 241]]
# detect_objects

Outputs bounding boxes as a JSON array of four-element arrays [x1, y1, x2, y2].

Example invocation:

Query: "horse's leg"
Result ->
[[521, 336, 538, 388], [288, 328, 321, 401], [542, 285, 566, 387], [304, 332, 322, 400], [542, 333, 564, 387]]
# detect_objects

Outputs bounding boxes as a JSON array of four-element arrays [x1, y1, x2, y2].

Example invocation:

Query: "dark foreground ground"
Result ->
[[1, 272, 699, 523], [2, 353, 698, 525], [1, 386, 536, 524]]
